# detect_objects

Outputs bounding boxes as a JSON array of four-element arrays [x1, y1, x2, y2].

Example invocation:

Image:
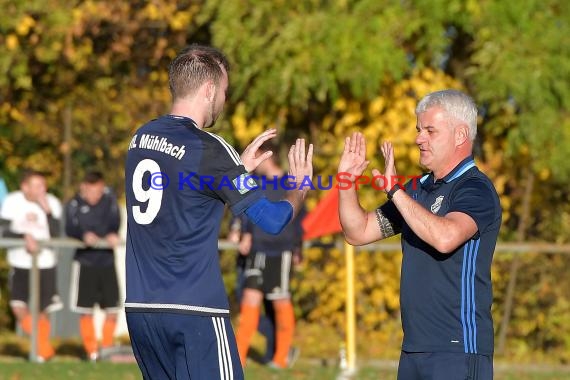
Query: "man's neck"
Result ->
[[433, 154, 472, 180], [170, 99, 204, 129]]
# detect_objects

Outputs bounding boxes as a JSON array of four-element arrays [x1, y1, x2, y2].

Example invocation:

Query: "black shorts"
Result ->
[[70, 261, 120, 313], [8, 267, 63, 313], [243, 251, 292, 300]]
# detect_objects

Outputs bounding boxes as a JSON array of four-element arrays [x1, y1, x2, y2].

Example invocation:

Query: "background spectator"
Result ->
[[65, 170, 121, 361], [236, 141, 305, 369], [0, 169, 63, 362]]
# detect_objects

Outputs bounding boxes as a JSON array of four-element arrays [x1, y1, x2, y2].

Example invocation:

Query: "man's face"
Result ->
[[204, 66, 229, 128], [415, 106, 457, 173], [21, 175, 47, 203], [80, 181, 105, 206]]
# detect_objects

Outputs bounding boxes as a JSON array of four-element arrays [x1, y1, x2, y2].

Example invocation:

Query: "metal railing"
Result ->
[[0, 238, 119, 362], [1, 237, 569, 362]]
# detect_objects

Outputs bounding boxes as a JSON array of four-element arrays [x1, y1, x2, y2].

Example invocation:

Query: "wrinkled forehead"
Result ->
[[417, 106, 450, 128]]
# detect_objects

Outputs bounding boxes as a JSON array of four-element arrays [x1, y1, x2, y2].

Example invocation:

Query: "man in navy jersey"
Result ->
[[124, 44, 312, 380], [338, 89, 501, 380]]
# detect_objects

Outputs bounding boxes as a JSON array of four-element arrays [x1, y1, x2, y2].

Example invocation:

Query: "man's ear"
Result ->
[[456, 124, 469, 146], [204, 81, 216, 102]]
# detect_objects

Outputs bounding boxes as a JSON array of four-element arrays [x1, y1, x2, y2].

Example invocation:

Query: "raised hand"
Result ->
[[372, 141, 397, 192], [337, 132, 369, 181], [240, 129, 277, 172], [287, 138, 314, 191], [36, 193, 51, 213]]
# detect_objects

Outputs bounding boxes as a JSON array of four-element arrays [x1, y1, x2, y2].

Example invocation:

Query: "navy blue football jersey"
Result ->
[[379, 157, 502, 355], [124, 115, 262, 316]]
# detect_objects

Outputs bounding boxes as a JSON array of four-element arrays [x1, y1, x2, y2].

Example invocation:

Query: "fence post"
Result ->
[[345, 241, 356, 372], [29, 251, 40, 362]]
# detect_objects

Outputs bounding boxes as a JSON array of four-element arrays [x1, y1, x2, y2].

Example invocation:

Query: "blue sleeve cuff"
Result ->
[[244, 197, 293, 235]]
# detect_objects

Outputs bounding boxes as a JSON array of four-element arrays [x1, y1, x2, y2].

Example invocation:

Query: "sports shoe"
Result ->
[[287, 346, 300, 368], [36, 356, 47, 363], [88, 352, 99, 362], [35, 353, 55, 363], [267, 361, 284, 370]]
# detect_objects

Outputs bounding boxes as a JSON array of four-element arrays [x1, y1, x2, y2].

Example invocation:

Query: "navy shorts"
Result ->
[[397, 351, 493, 380], [127, 312, 243, 380]]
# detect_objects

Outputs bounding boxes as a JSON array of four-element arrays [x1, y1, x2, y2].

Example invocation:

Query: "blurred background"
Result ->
[[0, 0, 569, 376]]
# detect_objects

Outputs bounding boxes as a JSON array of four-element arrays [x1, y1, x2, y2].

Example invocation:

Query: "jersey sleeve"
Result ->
[[65, 198, 84, 239], [447, 179, 501, 234], [47, 194, 62, 219], [199, 134, 262, 215]]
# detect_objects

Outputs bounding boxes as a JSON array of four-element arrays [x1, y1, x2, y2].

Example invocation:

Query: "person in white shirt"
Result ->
[[0, 170, 63, 361]]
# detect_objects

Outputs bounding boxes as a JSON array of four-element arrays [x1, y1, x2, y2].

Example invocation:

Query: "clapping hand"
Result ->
[[240, 129, 277, 173], [338, 132, 369, 182], [374, 141, 397, 192], [287, 138, 314, 192]]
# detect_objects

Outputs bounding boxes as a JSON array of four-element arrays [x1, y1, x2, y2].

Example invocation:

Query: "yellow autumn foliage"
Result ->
[[15, 15, 35, 36], [6, 34, 19, 50], [1, 0, 569, 363]]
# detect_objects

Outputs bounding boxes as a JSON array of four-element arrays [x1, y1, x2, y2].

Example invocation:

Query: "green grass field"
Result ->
[[0, 360, 569, 380]]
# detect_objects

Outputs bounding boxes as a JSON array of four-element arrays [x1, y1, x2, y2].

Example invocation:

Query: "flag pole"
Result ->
[[345, 241, 356, 372]]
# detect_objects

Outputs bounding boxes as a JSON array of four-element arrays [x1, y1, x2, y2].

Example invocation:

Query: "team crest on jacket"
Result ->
[[233, 173, 258, 194], [431, 195, 444, 214]]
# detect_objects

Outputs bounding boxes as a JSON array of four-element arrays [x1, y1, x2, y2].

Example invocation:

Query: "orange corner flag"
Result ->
[[302, 186, 342, 240]]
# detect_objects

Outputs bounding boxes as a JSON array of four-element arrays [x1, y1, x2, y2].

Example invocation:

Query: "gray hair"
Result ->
[[416, 89, 478, 141]]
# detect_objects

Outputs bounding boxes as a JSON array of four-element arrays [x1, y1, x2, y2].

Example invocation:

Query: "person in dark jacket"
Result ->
[[235, 141, 305, 369], [65, 170, 121, 361]]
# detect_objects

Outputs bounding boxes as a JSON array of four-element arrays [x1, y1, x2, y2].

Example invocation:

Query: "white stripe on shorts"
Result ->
[[281, 251, 292, 295], [212, 317, 234, 380], [69, 261, 93, 314]]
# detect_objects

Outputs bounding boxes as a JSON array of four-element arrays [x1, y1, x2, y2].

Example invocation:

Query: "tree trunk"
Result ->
[[496, 171, 534, 355]]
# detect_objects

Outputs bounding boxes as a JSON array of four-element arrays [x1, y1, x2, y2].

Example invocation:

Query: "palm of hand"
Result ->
[[338, 132, 369, 180], [287, 139, 313, 186], [380, 141, 397, 181], [240, 129, 277, 172], [339, 151, 366, 177]]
